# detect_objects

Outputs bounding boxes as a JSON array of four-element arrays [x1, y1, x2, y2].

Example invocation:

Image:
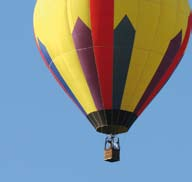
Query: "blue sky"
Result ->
[[0, 1, 192, 181]]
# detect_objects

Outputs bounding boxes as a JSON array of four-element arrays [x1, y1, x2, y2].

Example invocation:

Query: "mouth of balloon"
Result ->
[[87, 109, 137, 135], [96, 125, 128, 135]]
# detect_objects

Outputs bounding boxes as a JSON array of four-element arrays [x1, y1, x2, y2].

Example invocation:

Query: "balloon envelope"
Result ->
[[34, 0, 191, 134]]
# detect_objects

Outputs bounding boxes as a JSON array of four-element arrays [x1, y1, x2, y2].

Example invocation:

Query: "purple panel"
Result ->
[[135, 31, 182, 113], [72, 18, 103, 110]]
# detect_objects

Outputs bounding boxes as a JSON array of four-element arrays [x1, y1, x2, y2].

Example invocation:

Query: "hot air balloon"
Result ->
[[33, 0, 192, 162]]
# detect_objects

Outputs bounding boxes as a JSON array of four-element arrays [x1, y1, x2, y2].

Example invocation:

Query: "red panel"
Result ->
[[137, 14, 191, 116], [90, 0, 114, 109]]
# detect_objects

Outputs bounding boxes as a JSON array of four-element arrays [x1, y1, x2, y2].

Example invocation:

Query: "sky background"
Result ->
[[0, 1, 192, 182]]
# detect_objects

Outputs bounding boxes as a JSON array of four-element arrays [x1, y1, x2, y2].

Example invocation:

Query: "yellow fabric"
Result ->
[[67, 0, 91, 32], [115, 0, 190, 111], [34, 0, 96, 114]]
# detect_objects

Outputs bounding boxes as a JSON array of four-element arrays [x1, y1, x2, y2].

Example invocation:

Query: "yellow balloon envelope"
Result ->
[[34, 0, 191, 134]]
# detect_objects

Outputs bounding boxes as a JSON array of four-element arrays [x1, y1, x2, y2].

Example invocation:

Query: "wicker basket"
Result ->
[[104, 148, 120, 162]]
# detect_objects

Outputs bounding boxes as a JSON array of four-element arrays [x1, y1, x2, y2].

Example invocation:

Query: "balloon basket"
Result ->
[[104, 135, 120, 162], [104, 148, 120, 162]]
